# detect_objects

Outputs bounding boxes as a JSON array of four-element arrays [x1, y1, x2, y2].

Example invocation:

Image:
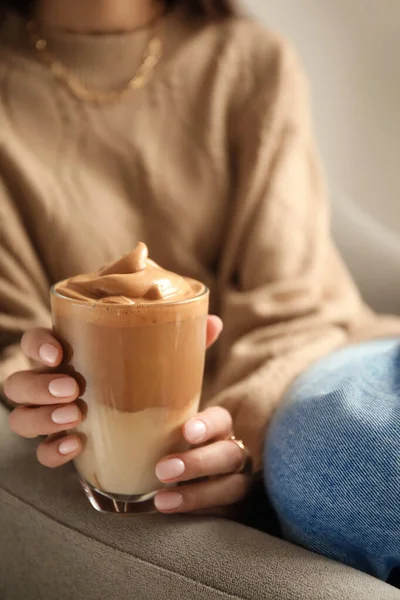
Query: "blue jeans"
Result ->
[[264, 339, 400, 581]]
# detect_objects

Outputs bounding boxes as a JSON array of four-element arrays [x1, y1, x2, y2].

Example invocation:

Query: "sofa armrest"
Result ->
[[0, 406, 398, 600]]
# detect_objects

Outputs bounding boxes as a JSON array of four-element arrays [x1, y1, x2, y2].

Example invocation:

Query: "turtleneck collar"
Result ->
[[0, 5, 193, 91]]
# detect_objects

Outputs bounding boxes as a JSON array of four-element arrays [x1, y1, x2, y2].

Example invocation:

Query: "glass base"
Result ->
[[79, 477, 158, 514]]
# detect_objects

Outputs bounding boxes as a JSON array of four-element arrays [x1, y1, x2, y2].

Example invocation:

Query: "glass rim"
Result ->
[[50, 282, 209, 309]]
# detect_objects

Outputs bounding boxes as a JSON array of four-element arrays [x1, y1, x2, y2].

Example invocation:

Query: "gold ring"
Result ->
[[227, 435, 253, 475]]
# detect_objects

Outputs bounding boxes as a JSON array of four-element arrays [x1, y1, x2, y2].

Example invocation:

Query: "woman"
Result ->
[[1, 0, 400, 584]]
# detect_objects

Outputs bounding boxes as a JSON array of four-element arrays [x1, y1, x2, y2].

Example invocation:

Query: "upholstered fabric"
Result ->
[[0, 407, 398, 600]]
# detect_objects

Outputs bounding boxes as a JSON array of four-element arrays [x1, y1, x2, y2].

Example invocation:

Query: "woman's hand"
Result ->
[[4, 316, 223, 468], [4, 327, 84, 466], [154, 405, 251, 515]]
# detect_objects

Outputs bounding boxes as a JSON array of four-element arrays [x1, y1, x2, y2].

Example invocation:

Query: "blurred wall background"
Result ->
[[245, 0, 400, 314], [246, 0, 400, 234]]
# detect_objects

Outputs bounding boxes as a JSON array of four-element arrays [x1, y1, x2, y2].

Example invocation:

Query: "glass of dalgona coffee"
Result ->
[[51, 243, 209, 514]]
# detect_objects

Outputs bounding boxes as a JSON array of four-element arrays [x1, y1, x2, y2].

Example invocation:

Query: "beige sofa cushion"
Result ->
[[0, 406, 398, 600]]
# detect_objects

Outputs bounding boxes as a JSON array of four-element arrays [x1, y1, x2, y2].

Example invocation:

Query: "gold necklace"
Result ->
[[26, 20, 163, 104]]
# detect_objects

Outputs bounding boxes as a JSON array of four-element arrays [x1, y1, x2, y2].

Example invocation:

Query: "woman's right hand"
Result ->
[[4, 328, 84, 467]]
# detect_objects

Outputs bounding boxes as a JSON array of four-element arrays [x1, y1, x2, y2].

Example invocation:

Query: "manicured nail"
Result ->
[[39, 343, 59, 365], [156, 458, 185, 481], [154, 492, 183, 511], [59, 438, 80, 455], [52, 404, 80, 425], [184, 419, 206, 443], [49, 377, 77, 398]]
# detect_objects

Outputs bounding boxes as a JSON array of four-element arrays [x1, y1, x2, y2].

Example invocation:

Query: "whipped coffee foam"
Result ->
[[56, 242, 200, 304]]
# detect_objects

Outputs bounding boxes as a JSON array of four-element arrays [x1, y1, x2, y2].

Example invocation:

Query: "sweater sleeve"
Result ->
[[205, 40, 394, 470], [0, 171, 51, 402]]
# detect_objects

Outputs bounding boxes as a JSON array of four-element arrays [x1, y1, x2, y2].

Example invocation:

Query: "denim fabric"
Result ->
[[264, 339, 400, 581]]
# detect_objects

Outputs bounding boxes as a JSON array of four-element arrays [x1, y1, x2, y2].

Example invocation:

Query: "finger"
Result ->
[[36, 434, 83, 468], [21, 328, 63, 367], [183, 406, 232, 445], [205, 316, 223, 349], [154, 474, 250, 514], [4, 371, 79, 406], [156, 439, 244, 483], [8, 403, 82, 439]]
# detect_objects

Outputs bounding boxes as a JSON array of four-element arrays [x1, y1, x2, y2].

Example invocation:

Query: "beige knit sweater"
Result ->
[[1, 8, 400, 469]]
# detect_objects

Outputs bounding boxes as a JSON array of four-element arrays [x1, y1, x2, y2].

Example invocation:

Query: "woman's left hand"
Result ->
[[154, 405, 251, 514]]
